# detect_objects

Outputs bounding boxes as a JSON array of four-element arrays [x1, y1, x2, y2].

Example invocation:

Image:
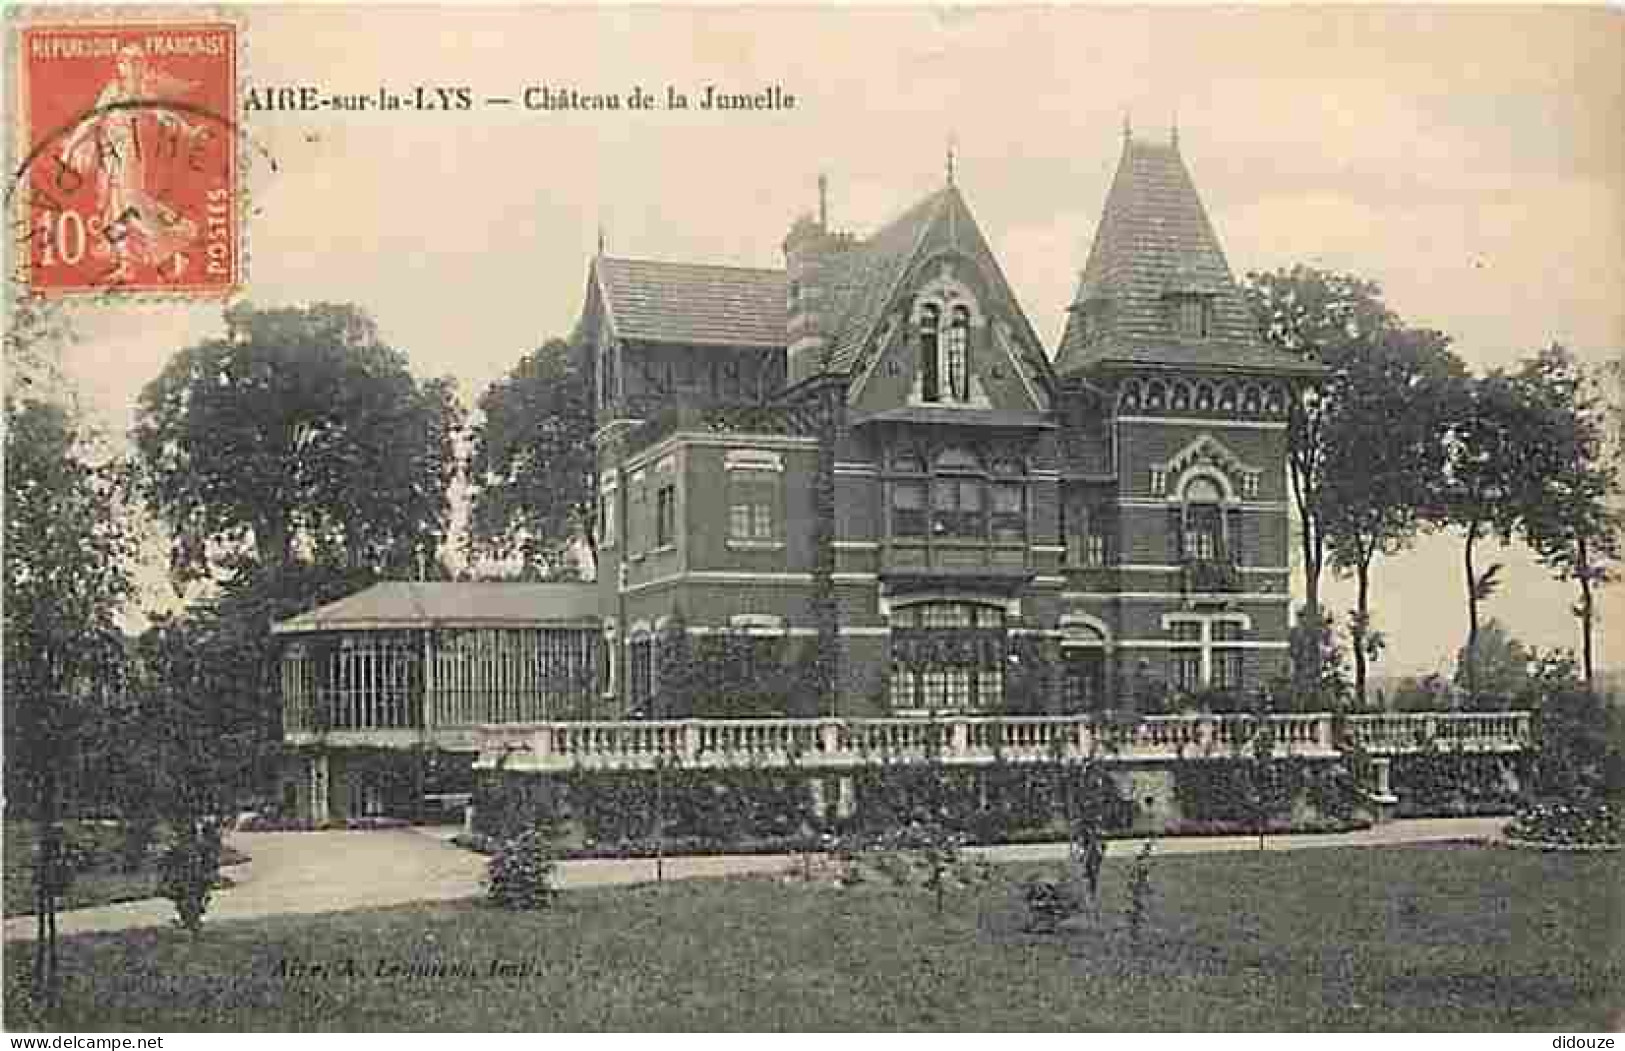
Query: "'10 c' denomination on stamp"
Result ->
[[13, 18, 240, 296]]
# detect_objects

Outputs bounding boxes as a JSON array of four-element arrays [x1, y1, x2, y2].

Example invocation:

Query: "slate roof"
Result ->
[[272, 581, 601, 634], [1055, 136, 1322, 378], [594, 257, 786, 348], [818, 189, 950, 374]]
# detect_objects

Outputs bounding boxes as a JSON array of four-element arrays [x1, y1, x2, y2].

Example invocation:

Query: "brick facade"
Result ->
[[582, 133, 1322, 717]]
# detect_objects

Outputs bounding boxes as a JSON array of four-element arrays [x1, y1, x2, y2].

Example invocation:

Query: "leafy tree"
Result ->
[[1518, 652, 1623, 802], [4, 302, 134, 1009], [1282, 605, 1350, 712], [1323, 327, 1465, 705], [469, 337, 596, 578], [1242, 266, 1398, 637], [1436, 372, 1541, 702], [1506, 346, 1621, 687], [1390, 672, 1455, 713], [134, 559, 387, 804], [133, 302, 462, 580], [1451, 619, 1531, 711]]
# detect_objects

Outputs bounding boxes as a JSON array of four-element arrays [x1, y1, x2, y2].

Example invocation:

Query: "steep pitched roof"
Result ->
[[1055, 136, 1321, 377], [818, 186, 1055, 388], [594, 257, 786, 349], [272, 581, 601, 634]]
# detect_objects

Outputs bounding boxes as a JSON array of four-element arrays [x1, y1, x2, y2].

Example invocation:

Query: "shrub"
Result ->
[[1022, 876, 1084, 934], [1504, 801, 1623, 848], [157, 820, 223, 934], [485, 827, 559, 910]]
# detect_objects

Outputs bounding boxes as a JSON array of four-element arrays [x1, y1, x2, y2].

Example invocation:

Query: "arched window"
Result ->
[[945, 305, 971, 401], [919, 304, 942, 402], [1182, 476, 1225, 561]]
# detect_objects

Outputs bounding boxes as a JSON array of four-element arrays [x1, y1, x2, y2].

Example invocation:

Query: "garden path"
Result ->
[[3, 817, 1509, 942]]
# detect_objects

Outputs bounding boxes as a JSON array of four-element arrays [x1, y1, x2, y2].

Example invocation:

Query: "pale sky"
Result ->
[[33, 4, 1625, 675]]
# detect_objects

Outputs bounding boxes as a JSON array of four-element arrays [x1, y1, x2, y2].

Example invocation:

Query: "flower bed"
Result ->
[[234, 815, 411, 833], [1164, 817, 1372, 838], [1502, 802, 1623, 850]]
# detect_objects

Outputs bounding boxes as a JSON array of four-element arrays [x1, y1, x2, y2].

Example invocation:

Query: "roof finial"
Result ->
[[597, 223, 606, 256], [1171, 109, 1180, 150], [1123, 111, 1132, 142], [817, 172, 828, 229], [946, 133, 957, 187]]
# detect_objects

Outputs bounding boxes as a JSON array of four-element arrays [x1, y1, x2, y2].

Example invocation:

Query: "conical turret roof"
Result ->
[[1055, 134, 1321, 377]]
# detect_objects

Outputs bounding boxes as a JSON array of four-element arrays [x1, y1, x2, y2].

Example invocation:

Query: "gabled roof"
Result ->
[[817, 189, 949, 374], [1055, 136, 1322, 378], [593, 256, 786, 349], [817, 186, 1055, 389], [272, 581, 601, 634]]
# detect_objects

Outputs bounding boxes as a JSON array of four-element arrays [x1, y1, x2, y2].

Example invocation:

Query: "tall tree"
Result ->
[[1436, 371, 1538, 703], [1243, 266, 1398, 687], [1507, 345, 1620, 687], [4, 300, 134, 1009], [468, 336, 596, 578], [1323, 327, 1465, 705], [133, 302, 463, 581]]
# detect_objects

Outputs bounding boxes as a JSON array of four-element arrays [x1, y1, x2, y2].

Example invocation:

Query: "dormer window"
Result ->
[[1173, 295, 1212, 339], [919, 304, 942, 402]]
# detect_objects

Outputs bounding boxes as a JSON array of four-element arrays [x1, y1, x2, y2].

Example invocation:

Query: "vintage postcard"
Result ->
[[3, 2, 1621, 1037]]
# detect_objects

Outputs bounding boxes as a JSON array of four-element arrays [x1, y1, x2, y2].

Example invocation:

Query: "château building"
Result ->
[[277, 130, 1335, 819], [586, 128, 1320, 718]]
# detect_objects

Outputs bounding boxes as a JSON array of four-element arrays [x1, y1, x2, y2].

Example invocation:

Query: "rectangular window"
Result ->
[[920, 668, 972, 711], [891, 663, 917, 709], [656, 484, 676, 548], [1176, 296, 1211, 338], [1213, 650, 1245, 691], [977, 666, 1003, 710], [1185, 505, 1222, 560], [990, 482, 1025, 542], [1171, 621, 1202, 643], [727, 472, 778, 542], [934, 478, 984, 538], [627, 475, 645, 554], [1213, 621, 1244, 643], [1064, 499, 1083, 565], [600, 488, 618, 548], [1173, 650, 1203, 692], [1085, 531, 1107, 567], [629, 638, 655, 712], [892, 480, 927, 538]]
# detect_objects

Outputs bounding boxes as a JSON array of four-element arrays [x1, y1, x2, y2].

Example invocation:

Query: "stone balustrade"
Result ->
[[473, 710, 1533, 773]]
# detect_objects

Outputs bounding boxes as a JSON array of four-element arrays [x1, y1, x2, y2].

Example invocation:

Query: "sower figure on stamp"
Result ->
[[57, 42, 206, 282]]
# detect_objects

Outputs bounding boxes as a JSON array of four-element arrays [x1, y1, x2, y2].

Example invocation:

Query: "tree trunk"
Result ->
[[1576, 536, 1595, 689], [255, 514, 293, 570], [1462, 522, 1480, 707], [1352, 554, 1372, 709]]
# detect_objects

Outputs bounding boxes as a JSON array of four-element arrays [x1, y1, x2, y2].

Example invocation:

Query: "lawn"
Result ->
[[6, 845, 1621, 1031], [4, 822, 247, 918], [3, 822, 159, 918]]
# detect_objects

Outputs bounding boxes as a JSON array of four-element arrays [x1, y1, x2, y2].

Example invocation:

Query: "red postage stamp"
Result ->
[[14, 19, 239, 296]]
